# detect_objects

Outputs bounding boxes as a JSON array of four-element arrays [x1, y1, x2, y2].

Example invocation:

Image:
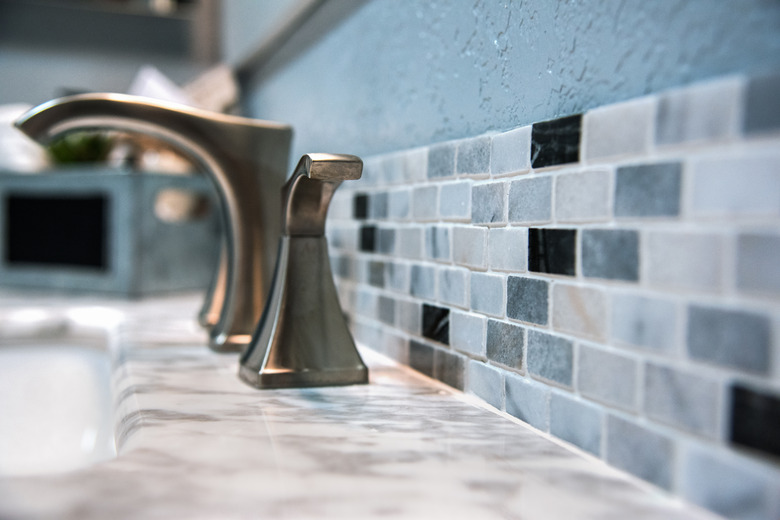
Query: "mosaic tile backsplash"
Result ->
[[326, 72, 780, 520]]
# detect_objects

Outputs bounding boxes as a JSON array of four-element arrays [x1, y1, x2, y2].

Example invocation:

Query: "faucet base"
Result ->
[[239, 236, 368, 389]]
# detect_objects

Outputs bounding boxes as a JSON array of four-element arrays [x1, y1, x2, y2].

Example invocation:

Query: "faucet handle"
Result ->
[[282, 153, 362, 237]]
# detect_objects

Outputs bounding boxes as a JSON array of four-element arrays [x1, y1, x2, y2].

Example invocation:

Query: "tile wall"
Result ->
[[326, 72, 780, 520]]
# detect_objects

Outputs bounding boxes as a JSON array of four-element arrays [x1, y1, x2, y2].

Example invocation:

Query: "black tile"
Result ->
[[353, 193, 369, 219], [409, 340, 434, 377], [730, 384, 780, 458], [359, 225, 376, 252], [528, 228, 576, 276], [531, 114, 582, 168], [422, 304, 450, 345]]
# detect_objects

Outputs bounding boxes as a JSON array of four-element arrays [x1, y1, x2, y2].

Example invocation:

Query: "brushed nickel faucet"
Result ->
[[16, 93, 292, 353], [239, 153, 368, 389]]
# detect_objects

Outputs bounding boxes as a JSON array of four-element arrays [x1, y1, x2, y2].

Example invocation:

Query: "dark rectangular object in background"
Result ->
[[5, 194, 108, 270], [730, 384, 780, 458]]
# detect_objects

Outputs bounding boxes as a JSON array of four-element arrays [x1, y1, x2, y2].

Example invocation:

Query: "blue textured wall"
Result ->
[[245, 0, 780, 160]]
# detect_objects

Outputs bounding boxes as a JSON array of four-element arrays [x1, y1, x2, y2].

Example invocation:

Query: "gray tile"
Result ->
[[505, 374, 550, 431], [683, 446, 777, 520], [552, 284, 607, 341], [404, 147, 429, 182], [409, 340, 434, 377], [615, 162, 682, 217], [470, 272, 505, 317], [508, 176, 552, 224], [369, 191, 388, 219], [656, 78, 742, 145], [438, 267, 468, 308], [578, 346, 637, 410], [379, 153, 405, 185], [355, 289, 378, 320], [450, 311, 486, 357], [584, 97, 654, 159], [744, 72, 780, 135], [527, 330, 573, 387], [397, 227, 423, 260], [376, 227, 396, 255], [472, 182, 507, 225], [427, 142, 456, 179], [466, 360, 505, 410], [425, 226, 451, 261], [737, 233, 780, 295], [378, 295, 395, 325], [506, 276, 548, 325], [388, 189, 410, 220], [384, 261, 409, 293], [412, 185, 438, 221], [397, 299, 421, 335], [550, 393, 603, 456], [379, 331, 408, 364], [410, 264, 436, 300], [555, 169, 611, 222], [691, 151, 780, 217], [486, 319, 525, 369], [439, 181, 471, 220], [606, 415, 674, 490], [488, 227, 528, 272], [457, 135, 491, 176], [434, 348, 466, 391], [368, 260, 385, 288], [644, 363, 720, 438], [581, 229, 639, 281], [452, 226, 487, 268], [645, 232, 724, 291], [491, 126, 532, 176], [687, 305, 771, 374], [611, 293, 677, 352]]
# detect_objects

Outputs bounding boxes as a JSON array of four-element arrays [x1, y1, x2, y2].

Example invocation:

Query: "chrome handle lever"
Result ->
[[239, 154, 368, 389]]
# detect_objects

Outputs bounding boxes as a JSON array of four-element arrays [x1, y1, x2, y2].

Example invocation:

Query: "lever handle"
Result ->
[[282, 153, 362, 237]]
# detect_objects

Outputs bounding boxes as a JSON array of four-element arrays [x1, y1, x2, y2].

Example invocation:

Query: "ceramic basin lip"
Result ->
[[0, 305, 123, 477]]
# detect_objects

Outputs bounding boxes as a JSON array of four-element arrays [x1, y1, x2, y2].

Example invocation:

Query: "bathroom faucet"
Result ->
[[239, 153, 368, 389], [16, 93, 292, 352]]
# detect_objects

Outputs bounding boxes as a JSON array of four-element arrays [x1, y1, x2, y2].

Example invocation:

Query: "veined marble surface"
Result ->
[[0, 293, 718, 519]]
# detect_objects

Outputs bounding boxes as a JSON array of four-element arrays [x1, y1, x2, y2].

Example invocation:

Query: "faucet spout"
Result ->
[[15, 93, 292, 352], [239, 153, 368, 389]]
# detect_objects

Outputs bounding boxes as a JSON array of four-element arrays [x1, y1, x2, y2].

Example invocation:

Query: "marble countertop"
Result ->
[[0, 293, 717, 519]]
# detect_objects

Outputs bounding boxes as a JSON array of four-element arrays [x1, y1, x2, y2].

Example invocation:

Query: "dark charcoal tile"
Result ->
[[581, 229, 639, 281], [744, 73, 780, 134], [486, 319, 525, 369], [528, 228, 576, 276], [409, 340, 434, 377], [359, 225, 376, 252], [428, 142, 456, 179], [730, 384, 780, 458], [422, 304, 450, 345], [434, 349, 466, 390], [353, 193, 369, 219], [507, 276, 548, 325], [368, 260, 385, 288], [531, 114, 582, 168], [615, 162, 682, 217], [687, 305, 771, 374]]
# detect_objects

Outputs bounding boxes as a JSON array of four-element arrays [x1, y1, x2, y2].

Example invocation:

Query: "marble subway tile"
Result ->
[[422, 303, 450, 345], [527, 330, 573, 387], [491, 126, 532, 176], [554, 169, 611, 222], [550, 393, 603, 456], [552, 284, 607, 342], [409, 340, 435, 377], [466, 360, 505, 410], [471, 182, 507, 225], [486, 319, 525, 370], [452, 226, 487, 269], [438, 266, 469, 308], [610, 293, 677, 352], [410, 264, 436, 300], [424, 225, 451, 261], [506, 276, 549, 326], [427, 142, 456, 179], [531, 115, 582, 169], [645, 232, 724, 291], [450, 310, 486, 357], [744, 72, 780, 135], [488, 227, 528, 272], [584, 98, 654, 160], [439, 181, 472, 220], [505, 374, 550, 432], [434, 348, 466, 391], [606, 415, 674, 490], [470, 272, 505, 317], [456, 135, 491, 176], [528, 228, 577, 276], [614, 162, 682, 218], [412, 185, 438, 221], [508, 176, 552, 224], [581, 229, 639, 282], [736, 233, 780, 296], [578, 345, 637, 410]]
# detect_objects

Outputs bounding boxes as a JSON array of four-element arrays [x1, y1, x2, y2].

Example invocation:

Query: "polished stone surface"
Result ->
[[0, 293, 717, 519]]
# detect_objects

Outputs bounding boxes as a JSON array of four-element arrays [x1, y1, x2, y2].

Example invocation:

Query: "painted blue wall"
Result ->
[[245, 0, 780, 160]]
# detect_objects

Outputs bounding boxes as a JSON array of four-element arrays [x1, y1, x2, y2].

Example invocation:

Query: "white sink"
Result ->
[[0, 307, 119, 476]]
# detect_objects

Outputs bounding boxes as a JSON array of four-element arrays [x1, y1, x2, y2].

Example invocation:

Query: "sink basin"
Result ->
[[0, 308, 118, 476]]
